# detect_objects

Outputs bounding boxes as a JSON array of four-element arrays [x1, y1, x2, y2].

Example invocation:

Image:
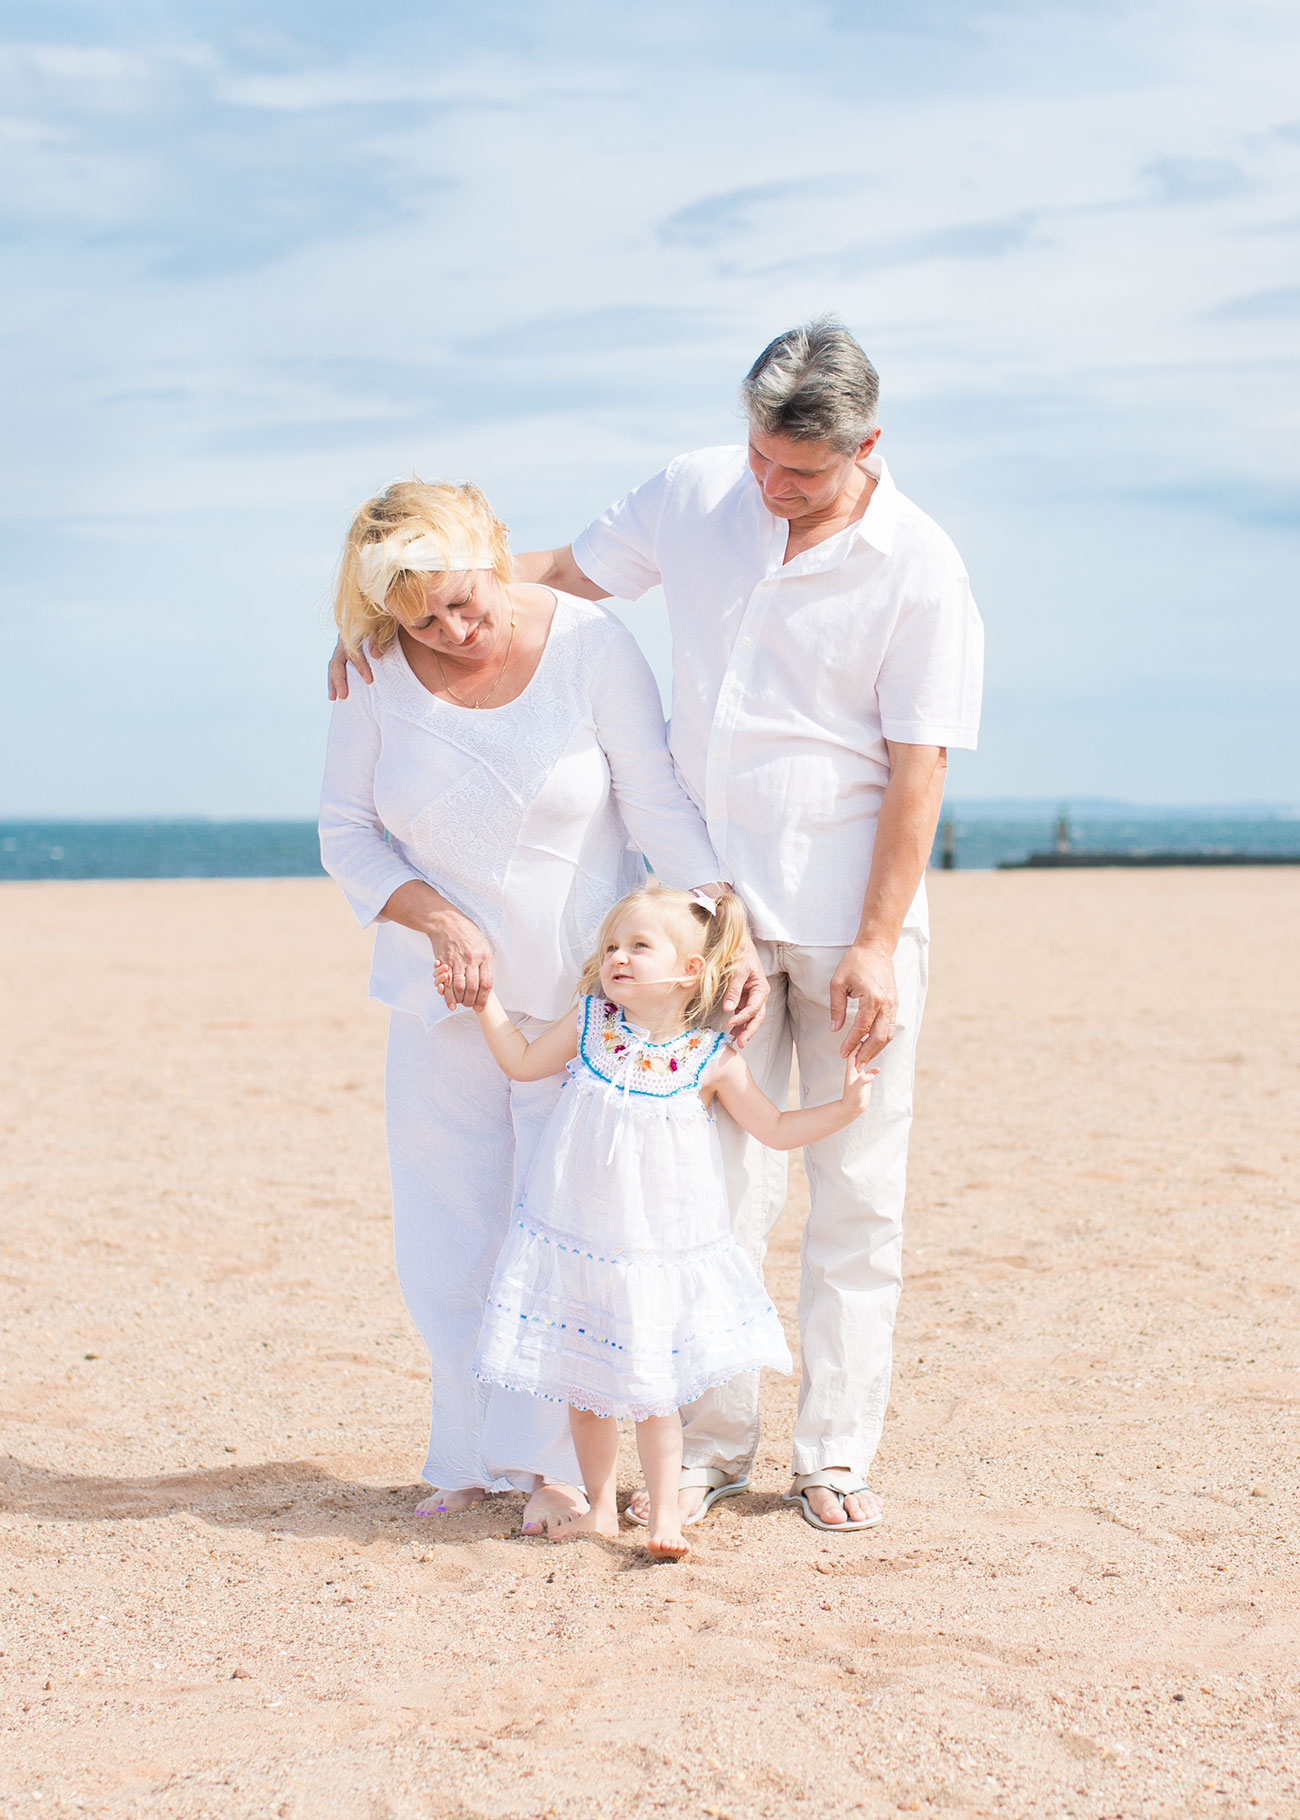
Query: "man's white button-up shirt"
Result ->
[[572, 445, 984, 947]]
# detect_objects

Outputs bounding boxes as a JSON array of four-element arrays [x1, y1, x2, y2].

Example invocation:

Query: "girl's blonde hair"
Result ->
[[576, 885, 750, 1028], [332, 477, 513, 656]]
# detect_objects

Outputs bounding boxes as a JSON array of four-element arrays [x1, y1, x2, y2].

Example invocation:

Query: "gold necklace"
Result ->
[[433, 611, 517, 709]]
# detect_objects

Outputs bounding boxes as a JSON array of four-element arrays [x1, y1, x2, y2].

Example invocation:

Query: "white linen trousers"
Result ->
[[385, 1006, 582, 1493], [680, 930, 928, 1483]]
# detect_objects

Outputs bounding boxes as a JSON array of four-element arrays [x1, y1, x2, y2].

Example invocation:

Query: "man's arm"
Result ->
[[511, 545, 610, 601], [829, 742, 948, 1064]]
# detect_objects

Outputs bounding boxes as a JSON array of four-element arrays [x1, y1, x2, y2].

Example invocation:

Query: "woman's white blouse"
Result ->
[[319, 592, 722, 1028]]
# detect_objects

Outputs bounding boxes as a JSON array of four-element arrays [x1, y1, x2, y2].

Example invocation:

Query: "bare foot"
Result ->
[[647, 1526, 691, 1562], [414, 1486, 488, 1516], [794, 1478, 883, 1527], [520, 1481, 588, 1536], [545, 1506, 619, 1544]]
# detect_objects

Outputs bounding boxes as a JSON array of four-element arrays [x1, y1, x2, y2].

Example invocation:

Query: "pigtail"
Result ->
[[683, 891, 750, 1026]]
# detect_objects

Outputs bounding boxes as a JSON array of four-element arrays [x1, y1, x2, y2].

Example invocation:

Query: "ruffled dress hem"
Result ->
[[474, 1356, 782, 1423]]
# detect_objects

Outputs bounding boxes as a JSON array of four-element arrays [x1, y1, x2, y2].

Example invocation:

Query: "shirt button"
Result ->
[[741, 637, 752, 646]]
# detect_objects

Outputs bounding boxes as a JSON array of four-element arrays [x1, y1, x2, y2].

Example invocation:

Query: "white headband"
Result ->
[[355, 532, 496, 609]]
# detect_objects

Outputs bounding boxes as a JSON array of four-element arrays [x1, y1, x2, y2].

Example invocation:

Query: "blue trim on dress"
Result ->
[[575, 995, 727, 1099]]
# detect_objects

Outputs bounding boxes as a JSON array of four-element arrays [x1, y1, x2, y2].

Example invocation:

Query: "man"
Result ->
[[332, 318, 983, 1530]]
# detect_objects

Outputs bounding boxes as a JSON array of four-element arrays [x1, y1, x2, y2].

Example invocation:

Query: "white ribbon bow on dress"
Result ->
[[606, 1022, 653, 1165]]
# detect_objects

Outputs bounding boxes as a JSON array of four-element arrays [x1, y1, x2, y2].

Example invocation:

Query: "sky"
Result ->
[[3, 0, 1298, 817]]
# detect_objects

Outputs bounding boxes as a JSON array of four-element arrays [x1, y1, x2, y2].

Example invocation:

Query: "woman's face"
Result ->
[[394, 570, 507, 661]]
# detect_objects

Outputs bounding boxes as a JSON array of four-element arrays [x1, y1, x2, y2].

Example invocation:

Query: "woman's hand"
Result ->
[[426, 905, 494, 1010], [328, 638, 374, 702]]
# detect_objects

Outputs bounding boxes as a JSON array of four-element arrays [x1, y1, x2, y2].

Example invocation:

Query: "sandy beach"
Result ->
[[2, 869, 1297, 1820]]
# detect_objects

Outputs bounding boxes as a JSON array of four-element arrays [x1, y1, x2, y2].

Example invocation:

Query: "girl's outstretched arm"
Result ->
[[465, 986, 580, 1082], [706, 1047, 877, 1151]]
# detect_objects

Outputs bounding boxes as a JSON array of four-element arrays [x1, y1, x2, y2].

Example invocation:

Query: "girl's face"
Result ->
[[599, 910, 702, 1003], [394, 570, 506, 660]]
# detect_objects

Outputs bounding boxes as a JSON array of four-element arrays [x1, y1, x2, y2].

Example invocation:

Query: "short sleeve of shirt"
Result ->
[[876, 568, 984, 750], [572, 465, 672, 601]]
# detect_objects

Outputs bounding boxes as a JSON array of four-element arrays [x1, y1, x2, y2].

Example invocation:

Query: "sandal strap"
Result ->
[[791, 1469, 870, 1497], [680, 1466, 738, 1491]]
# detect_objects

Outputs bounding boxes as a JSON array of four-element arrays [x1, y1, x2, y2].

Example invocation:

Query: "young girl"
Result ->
[[451, 885, 877, 1561]]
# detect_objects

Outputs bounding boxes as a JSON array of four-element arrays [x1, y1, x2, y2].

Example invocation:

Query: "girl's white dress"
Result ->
[[474, 996, 793, 1420]]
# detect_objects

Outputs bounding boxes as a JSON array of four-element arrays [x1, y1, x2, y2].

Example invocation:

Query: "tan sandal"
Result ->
[[624, 1465, 750, 1527], [784, 1469, 882, 1532]]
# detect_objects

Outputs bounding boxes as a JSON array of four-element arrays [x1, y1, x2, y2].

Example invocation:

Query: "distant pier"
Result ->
[[1000, 850, 1300, 869], [995, 809, 1300, 870]]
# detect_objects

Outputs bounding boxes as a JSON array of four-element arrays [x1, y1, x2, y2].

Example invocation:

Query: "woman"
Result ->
[[319, 477, 734, 1532]]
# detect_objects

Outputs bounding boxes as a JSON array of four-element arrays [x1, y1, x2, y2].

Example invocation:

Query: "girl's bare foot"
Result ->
[[545, 1506, 619, 1543], [521, 1481, 588, 1536], [647, 1529, 691, 1562], [414, 1486, 488, 1515]]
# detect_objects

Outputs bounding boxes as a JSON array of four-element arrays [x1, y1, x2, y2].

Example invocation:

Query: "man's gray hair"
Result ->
[[741, 316, 880, 454]]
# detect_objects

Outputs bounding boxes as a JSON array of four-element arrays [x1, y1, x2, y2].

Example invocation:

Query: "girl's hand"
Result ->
[[841, 1053, 880, 1118], [427, 906, 494, 1010]]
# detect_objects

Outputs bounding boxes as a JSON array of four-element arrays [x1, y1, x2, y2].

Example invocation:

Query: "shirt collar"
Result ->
[[748, 446, 899, 568], [854, 450, 897, 558]]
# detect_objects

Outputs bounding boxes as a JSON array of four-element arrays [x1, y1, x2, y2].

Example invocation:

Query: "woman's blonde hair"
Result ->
[[576, 885, 750, 1028], [332, 478, 513, 656]]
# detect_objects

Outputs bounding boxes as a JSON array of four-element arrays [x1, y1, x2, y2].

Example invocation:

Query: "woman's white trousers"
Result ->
[[385, 1008, 581, 1493]]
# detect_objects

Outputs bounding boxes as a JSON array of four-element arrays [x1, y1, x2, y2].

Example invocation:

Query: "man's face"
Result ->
[[746, 424, 875, 520]]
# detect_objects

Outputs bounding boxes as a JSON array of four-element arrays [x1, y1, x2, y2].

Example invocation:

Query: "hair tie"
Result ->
[[691, 889, 718, 916]]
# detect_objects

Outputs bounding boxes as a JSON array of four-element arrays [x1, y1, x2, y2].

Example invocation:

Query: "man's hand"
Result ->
[[426, 905, 494, 1010], [328, 639, 374, 702], [829, 939, 898, 1064], [723, 937, 769, 1047]]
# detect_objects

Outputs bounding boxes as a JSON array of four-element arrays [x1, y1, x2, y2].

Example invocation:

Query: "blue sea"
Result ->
[[3, 805, 1299, 880], [0, 821, 324, 881]]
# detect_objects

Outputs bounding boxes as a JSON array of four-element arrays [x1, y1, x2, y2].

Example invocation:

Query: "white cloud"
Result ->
[[3, 0, 1298, 813]]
